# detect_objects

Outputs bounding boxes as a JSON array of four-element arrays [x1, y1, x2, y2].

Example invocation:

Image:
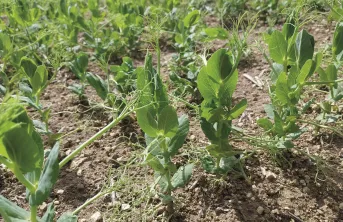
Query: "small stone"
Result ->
[[256, 206, 264, 215], [261, 167, 277, 181], [70, 157, 88, 169], [156, 206, 166, 215], [54, 200, 60, 205], [246, 192, 253, 198], [339, 203, 343, 210], [56, 189, 64, 195], [198, 208, 205, 218], [39, 202, 47, 211], [303, 187, 310, 193], [77, 169, 83, 176], [121, 203, 130, 211], [104, 147, 113, 156], [300, 179, 306, 186], [190, 135, 196, 141], [90, 211, 102, 222], [80, 219, 86, 222], [271, 209, 279, 214], [215, 207, 223, 215], [65, 149, 72, 156]]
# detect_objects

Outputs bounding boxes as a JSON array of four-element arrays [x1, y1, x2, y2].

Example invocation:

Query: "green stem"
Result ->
[[305, 78, 343, 85], [30, 205, 37, 222], [12, 165, 36, 193], [215, 157, 220, 170], [298, 119, 343, 137], [59, 109, 132, 168], [72, 191, 104, 215]]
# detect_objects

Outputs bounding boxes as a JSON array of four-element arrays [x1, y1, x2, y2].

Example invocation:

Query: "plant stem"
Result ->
[[30, 205, 37, 222], [305, 78, 343, 85], [59, 109, 132, 168], [12, 165, 36, 193], [72, 191, 104, 215], [298, 119, 343, 137]]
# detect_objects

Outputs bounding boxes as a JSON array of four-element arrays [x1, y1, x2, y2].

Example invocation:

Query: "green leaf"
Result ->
[[333, 22, 343, 62], [183, 10, 200, 28], [41, 203, 55, 222], [270, 63, 284, 84], [20, 57, 37, 78], [297, 59, 312, 85], [228, 99, 247, 120], [86, 72, 108, 100], [282, 14, 295, 40], [145, 154, 165, 173], [0, 126, 43, 173], [168, 115, 189, 156], [136, 106, 158, 137], [57, 213, 78, 222], [201, 156, 216, 174], [257, 118, 273, 131], [219, 69, 238, 103], [273, 112, 284, 136], [275, 72, 289, 105], [0, 195, 30, 220], [197, 67, 218, 101], [30, 142, 60, 206], [204, 27, 228, 40], [200, 118, 218, 144], [295, 30, 314, 68], [31, 65, 48, 95], [171, 163, 194, 189], [0, 33, 13, 57], [207, 49, 232, 80], [268, 30, 287, 64], [157, 105, 178, 137], [206, 144, 240, 159]]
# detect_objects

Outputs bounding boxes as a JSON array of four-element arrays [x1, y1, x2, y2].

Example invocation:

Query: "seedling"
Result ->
[[197, 49, 247, 175], [136, 51, 193, 212]]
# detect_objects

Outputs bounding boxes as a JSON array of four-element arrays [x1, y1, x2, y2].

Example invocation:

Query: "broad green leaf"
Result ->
[[273, 111, 284, 136], [200, 118, 218, 144], [171, 163, 194, 189], [207, 49, 232, 80], [219, 69, 238, 103], [168, 115, 189, 156], [270, 63, 284, 84], [275, 72, 289, 105], [326, 64, 338, 82], [228, 99, 247, 120], [86, 72, 108, 100], [41, 203, 55, 222], [264, 104, 275, 119], [57, 213, 78, 222], [268, 30, 287, 64], [204, 27, 228, 40], [295, 30, 314, 68], [297, 59, 312, 85], [0, 33, 13, 57], [333, 22, 343, 62], [1, 126, 43, 173], [76, 53, 88, 76], [20, 57, 37, 78], [317, 67, 327, 82], [257, 118, 273, 131], [0, 195, 30, 220], [157, 105, 178, 137], [136, 106, 158, 137], [145, 154, 165, 173], [31, 65, 48, 95], [197, 67, 218, 101], [201, 156, 216, 174], [30, 142, 60, 206], [183, 10, 200, 28]]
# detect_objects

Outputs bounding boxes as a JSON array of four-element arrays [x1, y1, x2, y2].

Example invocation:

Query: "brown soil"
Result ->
[[1, 15, 342, 222]]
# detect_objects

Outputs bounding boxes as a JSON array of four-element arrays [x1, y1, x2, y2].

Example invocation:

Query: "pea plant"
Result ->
[[136, 51, 193, 211], [258, 15, 343, 158], [0, 99, 70, 222], [197, 49, 247, 176]]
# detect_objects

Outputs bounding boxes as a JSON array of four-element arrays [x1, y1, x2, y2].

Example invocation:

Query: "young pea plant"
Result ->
[[197, 49, 247, 176], [136, 51, 193, 212], [68, 53, 108, 103], [259, 15, 343, 157], [0, 99, 72, 222]]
